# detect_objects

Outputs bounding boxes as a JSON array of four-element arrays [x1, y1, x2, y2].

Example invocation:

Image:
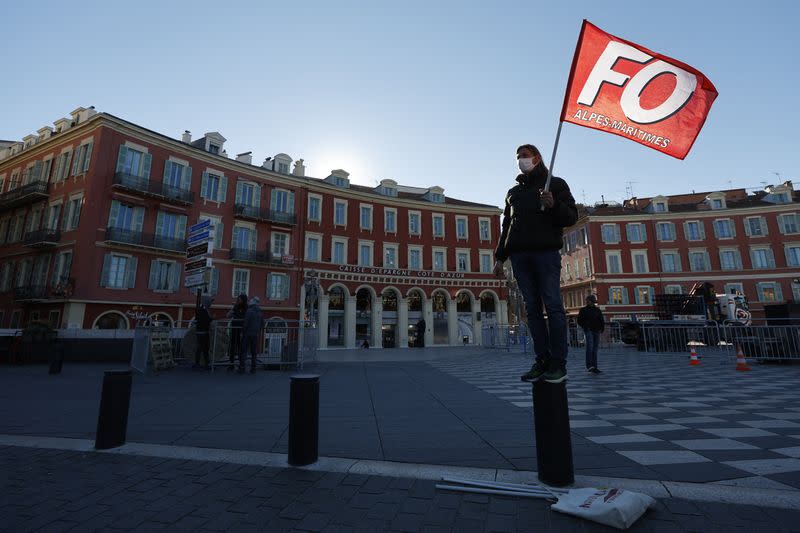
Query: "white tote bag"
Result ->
[[551, 487, 655, 530]]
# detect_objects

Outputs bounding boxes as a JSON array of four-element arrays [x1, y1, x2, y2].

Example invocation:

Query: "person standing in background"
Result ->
[[577, 294, 605, 374], [226, 293, 248, 372]]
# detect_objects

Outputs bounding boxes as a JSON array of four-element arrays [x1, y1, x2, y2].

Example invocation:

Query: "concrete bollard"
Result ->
[[532, 380, 574, 487], [288, 374, 320, 466], [95, 370, 133, 450]]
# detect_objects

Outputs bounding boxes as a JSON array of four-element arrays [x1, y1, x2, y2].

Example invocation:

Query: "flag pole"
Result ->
[[541, 120, 564, 211]]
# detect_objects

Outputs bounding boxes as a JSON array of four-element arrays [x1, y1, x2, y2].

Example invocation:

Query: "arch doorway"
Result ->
[[93, 311, 129, 330], [432, 290, 449, 345], [327, 287, 346, 347], [456, 291, 475, 344], [407, 289, 425, 347], [355, 288, 373, 347], [381, 288, 400, 348]]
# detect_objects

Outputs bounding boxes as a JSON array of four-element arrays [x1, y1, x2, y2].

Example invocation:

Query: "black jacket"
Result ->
[[577, 305, 605, 332], [195, 307, 212, 333], [494, 164, 578, 261]]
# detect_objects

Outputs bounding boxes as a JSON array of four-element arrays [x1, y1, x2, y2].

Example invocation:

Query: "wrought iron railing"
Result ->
[[113, 172, 193, 204], [105, 227, 186, 252], [0, 180, 49, 211], [23, 229, 62, 246], [233, 203, 297, 225]]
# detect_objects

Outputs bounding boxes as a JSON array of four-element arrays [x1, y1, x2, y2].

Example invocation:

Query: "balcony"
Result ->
[[229, 248, 295, 267], [112, 172, 193, 205], [23, 229, 61, 248], [0, 181, 49, 212], [104, 227, 186, 253], [13, 278, 74, 301], [233, 203, 297, 225]]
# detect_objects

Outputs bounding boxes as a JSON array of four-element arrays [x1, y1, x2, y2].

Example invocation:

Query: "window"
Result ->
[[267, 273, 289, 300], [9, 212, 25, 242], [711, 198, 723, 209], [332, 239, 347, 264], [14, 259, 31, 288], [308, 195, 321, 221], [359, 243, 372, 267], [71, 142, 93, 175], [713, 219, 734, 239], [384, 245, 397, 268], [46, 204, 61, 230], [688, 250, 710, 271], [384, 208, 396, 233], [432, 214, 444, 237], [305, 234, 321, 261], [155, 211, 187, 249], [101, 254, 137, 289], [409, 211, 421, 235], [408, 247, 422, 270], [41, 158, 53, 183], [235, 181, 259, 206], [51, 251, 73, 286], [0, 262, 13, 291], [272, 232, 289, 256], [232, 225, 255, 251], [583, 257, 591, 277], [785, 245, 800, 267], [778, 214, 799, 234], [661, 251, 681, 272], [480, 252, 492, 273], [635, 286, 654, 304], [719, 249, 742, 270], [750, 247, 775, 269], [608, 287, 628, 305], [626, 223, 646, 242], [62, 196, 82, 231], [116, 145, 151, 177], [456, 251, 469, 272], [164, 160, 191, 190], [456, 217, 468, 239], [277, 162, 289, 174], [745, 216, 766, 237], [793, 280, 800, 302], [54, 151, 73, 182], [632, 251, 648, 273], [756, 282, 782, 302], [271, 189, 294, 213], [0, 218, 8, 245], [654, 202, 667, 212], [148, 260, 178, 292], [605, 251, 622, 274], [724, 283, 744, 297], [204, 267, 219, 296], [108, 201, 144, 235], [664, 285, 683, 295], [208, 144, 220, 155], [233, 269, 250, 296], [199, 215, 223, 250], [479, 218, 491, 241], [201, 172, 227, 202], [433, 249, 446, 271], [360, 205, 372, 230], [684, 221, 704, 241], [601, 224, 620, 244], [334, 200, 347, 226]]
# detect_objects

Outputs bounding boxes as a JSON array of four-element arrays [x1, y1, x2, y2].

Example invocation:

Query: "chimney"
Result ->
[[293, 158, 306, 177], [181, 130, 192, 143], [262, 157, 273, 170], [236, 151, 253, 165]]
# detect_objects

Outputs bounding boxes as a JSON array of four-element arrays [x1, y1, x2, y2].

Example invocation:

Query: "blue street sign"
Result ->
[[188, 219, 212, 235], [187, 230, 213, 244]]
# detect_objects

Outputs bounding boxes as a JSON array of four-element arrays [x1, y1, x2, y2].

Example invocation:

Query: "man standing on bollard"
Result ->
[[241, 297, 264, 374], [494, 144, 578, 384], [578, 294, 605, 374]]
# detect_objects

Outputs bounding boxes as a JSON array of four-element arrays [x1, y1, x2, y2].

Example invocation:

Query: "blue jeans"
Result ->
[[584, 329, 599, 369], [511, 250, 568, 362]]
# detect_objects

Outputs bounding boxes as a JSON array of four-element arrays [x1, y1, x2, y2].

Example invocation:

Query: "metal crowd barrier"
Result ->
[[481, 324, 530, 354], [206, 320, 317, 371], [567, 322, 625, 350]]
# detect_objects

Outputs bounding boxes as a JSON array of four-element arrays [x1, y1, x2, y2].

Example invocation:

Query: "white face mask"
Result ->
[[518, 157, 536, 173]]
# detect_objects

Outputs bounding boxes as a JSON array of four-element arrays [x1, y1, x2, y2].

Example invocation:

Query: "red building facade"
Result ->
[[559, 187, 800, 322], [0, 107, 506, 348]]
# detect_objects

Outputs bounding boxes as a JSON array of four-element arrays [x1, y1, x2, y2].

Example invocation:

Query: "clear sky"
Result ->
[[2, 0, 798, 208]]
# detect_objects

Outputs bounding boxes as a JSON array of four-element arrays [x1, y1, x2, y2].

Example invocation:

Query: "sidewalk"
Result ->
[[2, 346, 800, 531]]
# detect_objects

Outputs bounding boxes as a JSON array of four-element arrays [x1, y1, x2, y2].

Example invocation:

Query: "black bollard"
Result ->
[[95, 370, 133, 450], [532, 380, 574, 487], [288, 374, 320, 466]]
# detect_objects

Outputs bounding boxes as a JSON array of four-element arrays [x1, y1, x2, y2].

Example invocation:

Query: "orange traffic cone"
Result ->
[[689, 347, 701, 366], [735, 345, 752, 372]]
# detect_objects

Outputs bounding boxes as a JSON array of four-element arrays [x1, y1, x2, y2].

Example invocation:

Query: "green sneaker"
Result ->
[[543, 361, 568, 384], [521, 360, 547, 382]]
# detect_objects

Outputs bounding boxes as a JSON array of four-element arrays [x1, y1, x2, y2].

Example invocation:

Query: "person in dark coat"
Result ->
[[194, 296, 213, 370], [577, 294, 605, 374], [241, 297, 264, 374], [494, 144, 578, 384], [226, 293, 248, 372]]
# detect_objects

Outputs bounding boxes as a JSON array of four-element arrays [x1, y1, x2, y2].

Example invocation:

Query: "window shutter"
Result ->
[[200, 172, 209, 199], [744, 219, 752, 236], [176, 215, 187, 240], [163, 160, 171, 183], [182, 165, 191, 191], [116, 146, 128, 173], [210, 267, 219, 295], [249, 228, 256, 251], [82, 143, 92, 172], [749, 249, 756, 268], [776, 284, 784, 301], [61, 203, 71, 229], [100, 254, 111, 287], [698, 222, 706, 240], [71, 147, 81, 176], [215, 221, 223, 249], [640, 224, 647, 242], [254, 185, 262, 208], [235, 181, 243, 204], [169, 263, 179, 292], [634, 288, 640, 304], [767, 249, 775, 268], [713, 221, 720, 239], [63, 152, 73, 180], [108, 200, 120, 227], [142, 153, 152, 179], [735, 250, 743, 270], [288, 191, 295, 214], [270, 190, 278, 211], [607, 288, 614, 303], [626, 224, 633, 242], [760, 216, 769, 236], [148, 260, 158, 289], [282, 275, 289, 299], [219, 176, 227, 202], [155, 211, 165, 237], [613, 225, 620, 243], [730, 220, 736, 238], [779, 215, 787, 234], [31, 161, 43, 182], [71, 199, 81, 228], [133, 206, 145, 233], [126, 257, 138, 288]]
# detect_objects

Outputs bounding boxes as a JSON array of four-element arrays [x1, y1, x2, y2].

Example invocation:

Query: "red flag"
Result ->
[[561, 20, 718, 159]]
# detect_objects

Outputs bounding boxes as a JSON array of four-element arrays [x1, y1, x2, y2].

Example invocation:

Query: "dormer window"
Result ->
[[376, 179, 398, 197], [326, 169, 351, 189], [655, 203, 666, 212], [712, 199, 723, 209], [208, 144, 220, 155], [278, 162, 289, 174], [706, 192, 726, 209], [424, 186, 445, 203]]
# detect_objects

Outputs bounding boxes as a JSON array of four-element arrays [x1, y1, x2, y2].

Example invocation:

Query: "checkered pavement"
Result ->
[[429, 348, 800, 488]]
